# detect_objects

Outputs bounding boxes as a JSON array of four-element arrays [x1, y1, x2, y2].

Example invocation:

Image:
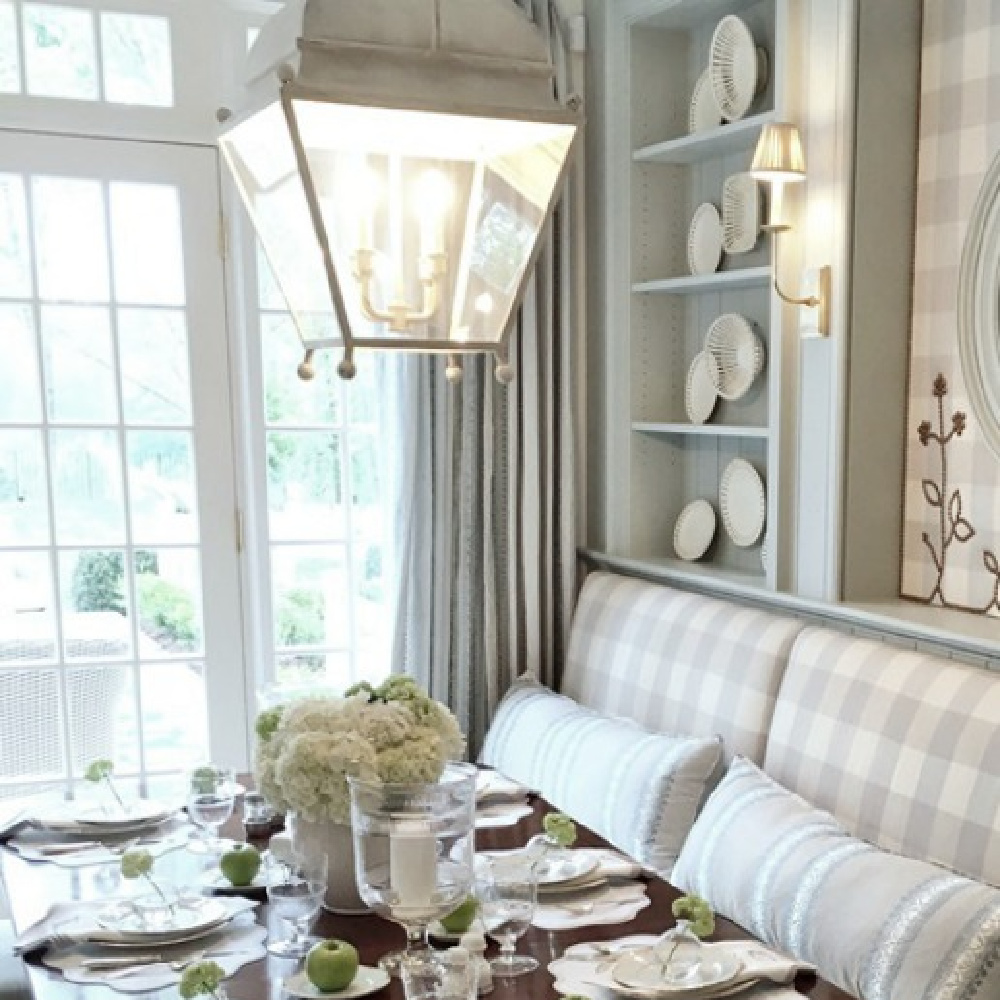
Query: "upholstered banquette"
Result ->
[[480, 571, 1000, 1000]]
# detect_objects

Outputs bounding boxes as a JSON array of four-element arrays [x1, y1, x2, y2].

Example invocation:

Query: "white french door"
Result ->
[[0, 131, 246, 797]]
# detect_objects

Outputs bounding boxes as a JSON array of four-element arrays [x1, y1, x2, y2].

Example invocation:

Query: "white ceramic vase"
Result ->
[[288, 813, 369, 915]]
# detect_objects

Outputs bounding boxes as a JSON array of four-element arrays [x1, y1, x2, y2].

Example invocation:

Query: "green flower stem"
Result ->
[[104, 775, 127, 813]]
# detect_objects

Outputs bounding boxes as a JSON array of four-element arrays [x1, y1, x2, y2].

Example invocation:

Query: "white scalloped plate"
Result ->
[[704, 313, 765, 401], [722, 172, 762, 253], [684, 351, 718, 424], [720, 458, 766, 548], [687, 203, 723, 276], [673, 500, 717, 562], [688, 69, 723, 134], [709, 15, 768, 122]]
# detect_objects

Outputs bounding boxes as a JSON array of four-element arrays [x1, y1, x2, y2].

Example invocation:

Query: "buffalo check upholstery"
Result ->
[[765, 626, 1000, 888], [558, 572, 806, 764]]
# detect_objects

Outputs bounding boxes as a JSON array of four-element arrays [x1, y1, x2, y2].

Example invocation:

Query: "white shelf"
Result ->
[[633, 267, 771, 295], [633, 422, 769, 439], [633, 112, 777, 165]]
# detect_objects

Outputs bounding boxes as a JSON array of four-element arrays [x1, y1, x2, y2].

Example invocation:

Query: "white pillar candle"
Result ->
[[389, 819, 437, 909]]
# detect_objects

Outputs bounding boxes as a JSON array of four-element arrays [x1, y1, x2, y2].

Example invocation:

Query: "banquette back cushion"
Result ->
[[764, 625, 1000, 888], [559, 572, 806, 764]]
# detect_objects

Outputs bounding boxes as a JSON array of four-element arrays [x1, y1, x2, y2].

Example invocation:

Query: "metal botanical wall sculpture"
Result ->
[[916, 373, 1000, 613]]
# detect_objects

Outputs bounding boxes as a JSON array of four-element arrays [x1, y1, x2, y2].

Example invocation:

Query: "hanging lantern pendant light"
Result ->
[[219, 0, 582, 383]]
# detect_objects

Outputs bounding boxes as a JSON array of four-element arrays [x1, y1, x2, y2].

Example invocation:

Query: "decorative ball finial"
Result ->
[[445, 357, 463, 383], [494, 362, 514, 385], [337, 357, 357, 380], [297, 350, 316, 381], [216, 107, 232, 124]]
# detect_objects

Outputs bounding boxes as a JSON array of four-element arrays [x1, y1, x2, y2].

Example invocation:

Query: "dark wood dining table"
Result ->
[[2, 787, 853, 1000]]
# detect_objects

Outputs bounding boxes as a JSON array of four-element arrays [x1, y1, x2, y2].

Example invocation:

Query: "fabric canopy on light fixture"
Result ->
[[218, 0, 582, 382]]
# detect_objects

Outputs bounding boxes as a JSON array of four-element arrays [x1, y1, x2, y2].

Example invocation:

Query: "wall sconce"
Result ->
[[751, 123, 830, 337], [217, 0, 581, 383]]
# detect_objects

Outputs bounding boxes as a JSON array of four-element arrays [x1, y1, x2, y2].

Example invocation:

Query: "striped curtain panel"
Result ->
[[387, 0, 582, 757]]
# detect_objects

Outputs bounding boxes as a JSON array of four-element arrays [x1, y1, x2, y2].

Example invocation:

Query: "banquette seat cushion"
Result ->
[[559, 572, 806, 764]]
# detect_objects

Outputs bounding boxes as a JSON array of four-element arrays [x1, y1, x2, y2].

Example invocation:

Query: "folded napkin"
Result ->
[[550, 936, 816, 998], [14, 894, 258, 954], [475, 770, 530, 803], [475, 801, 532, 829], [533, 881, 650, 931], [484, 846, 643, 880], [8, 821, 191, 868], [41, 915, 266, 994]]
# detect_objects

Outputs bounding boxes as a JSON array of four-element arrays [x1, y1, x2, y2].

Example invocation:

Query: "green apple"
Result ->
[[439, 895, 478, 934], [219, 845, 261, 887], [306, 939, 360, 993]]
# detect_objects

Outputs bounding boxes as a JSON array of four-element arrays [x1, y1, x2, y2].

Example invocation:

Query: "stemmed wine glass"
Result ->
[[477, 855, 539, 976], [265, 848, 329, 958], [348, 762, 477, 976], [186, 764, 235, 856]]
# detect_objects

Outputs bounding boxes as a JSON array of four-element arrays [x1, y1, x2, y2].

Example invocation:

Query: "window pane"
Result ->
[[100, 13, 172, 108], [0, 304, 41, 423], [0, 551, 55, 665], [276, 651, 350, 692], [0, 174, 32, 299], [267, 431, 344, 541], [0, 428, 49, 546], [66, 663, 138, 775], [110, 183, 185, 306], [135, 548, 203, 658], [50, 428, 125, 545], [119, 309, 192, 425], [41, 305, 118, 423], [0, 3, 20, 93], [58, 548, 132, 660], [127, 430, 198, 544], [22, 3, 97, 101], [346, 354, 380, 425], [271, 544, 349, 650], [33, 176, 109, 303], [140, 662, 207, 772], [262, 313, 340, 426]]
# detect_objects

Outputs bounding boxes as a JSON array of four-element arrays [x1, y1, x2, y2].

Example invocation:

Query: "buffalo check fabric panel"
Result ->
[[672, 757, 1000, 1000], [479, 677, 721, 875], [559, 572, 805, 764], [765, 626, 1000, 888]]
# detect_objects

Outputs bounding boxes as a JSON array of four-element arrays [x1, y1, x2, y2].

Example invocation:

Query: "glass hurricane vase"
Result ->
[[348, 762, 477, 976]]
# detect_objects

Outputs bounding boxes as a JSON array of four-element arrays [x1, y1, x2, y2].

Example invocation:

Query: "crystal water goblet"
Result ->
[[265, 847, 328, 958], [186, 764, 235, 856], [477, 855, 538, 977]]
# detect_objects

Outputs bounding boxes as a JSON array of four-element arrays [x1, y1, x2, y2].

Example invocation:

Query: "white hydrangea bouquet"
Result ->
[[254, 676, 465, 825]]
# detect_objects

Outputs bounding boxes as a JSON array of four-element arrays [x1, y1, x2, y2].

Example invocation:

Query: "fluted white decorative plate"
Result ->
[[720, 458, 766, 548], [704, 313, 765, 401], [709, 15, 768, 122], [687, 203, 724, 276], [673, 499, 717, 561], [688, 68, 723, 133], [684, 351, 718, 424], [722, 172, 762, 253]]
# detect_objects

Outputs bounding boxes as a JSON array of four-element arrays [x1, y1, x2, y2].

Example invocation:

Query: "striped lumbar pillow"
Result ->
[[672, 756, 1000, 1000], [480, 676, 721, 875]]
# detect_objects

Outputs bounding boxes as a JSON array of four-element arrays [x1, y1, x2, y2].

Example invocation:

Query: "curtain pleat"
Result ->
[[388, 0, 582, 756]]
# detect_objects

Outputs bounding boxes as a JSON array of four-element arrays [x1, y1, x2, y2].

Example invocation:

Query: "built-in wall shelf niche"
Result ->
[[599, 0, 794, 590]]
